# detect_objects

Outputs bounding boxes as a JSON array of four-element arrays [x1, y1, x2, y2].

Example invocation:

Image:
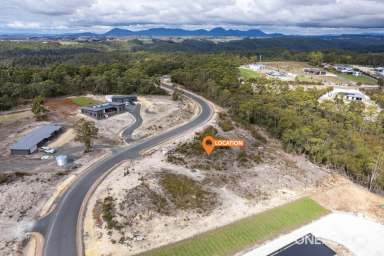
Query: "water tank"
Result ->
[[56, 155, 68, 167]]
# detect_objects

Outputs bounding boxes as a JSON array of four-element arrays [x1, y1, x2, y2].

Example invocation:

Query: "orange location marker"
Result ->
[[202, 135, 216, 155], [202, 135, 245, 155]]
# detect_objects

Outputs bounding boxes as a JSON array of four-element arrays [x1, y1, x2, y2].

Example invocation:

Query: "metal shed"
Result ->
[[10, 124, 61, 155]]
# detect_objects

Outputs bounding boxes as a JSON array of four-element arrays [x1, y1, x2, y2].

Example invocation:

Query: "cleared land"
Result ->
[[336, 72, 377, 85], [83, 110, 330, 256], [0, 110, 32, 123], [137, 198, 327, 256]]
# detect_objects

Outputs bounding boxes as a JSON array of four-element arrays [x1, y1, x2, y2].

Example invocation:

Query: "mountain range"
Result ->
[[103, 27, 269, 37], [0, 27, 278, 39], [1, 27, 383, 40]]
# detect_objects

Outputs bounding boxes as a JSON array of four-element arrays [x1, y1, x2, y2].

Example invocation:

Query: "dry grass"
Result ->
[[160, 173, 217, 212], [0, 111, 32, 123]]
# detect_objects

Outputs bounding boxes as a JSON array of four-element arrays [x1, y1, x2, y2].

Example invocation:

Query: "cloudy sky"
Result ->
[[1, 0, 384, 35]]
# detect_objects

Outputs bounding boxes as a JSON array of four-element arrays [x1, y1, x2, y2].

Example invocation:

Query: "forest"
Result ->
[[170, 54, 384, 191], [1, 40, 384, 190]]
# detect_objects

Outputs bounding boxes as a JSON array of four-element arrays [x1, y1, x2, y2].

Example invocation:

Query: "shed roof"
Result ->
[[81, 102, 125, 111], [110, 95, 137, 99], [10, 124, 61, 151]]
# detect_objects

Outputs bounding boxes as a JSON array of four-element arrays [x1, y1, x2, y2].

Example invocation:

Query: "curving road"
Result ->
[[121, 103, 143, 143], [32, 86, 214, 256]]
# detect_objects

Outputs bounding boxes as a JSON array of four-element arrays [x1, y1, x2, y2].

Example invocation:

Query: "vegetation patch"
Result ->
[[100, 196, 121, 230], [160, 173, 217, 213], [0, 172, 32, 185], [0, 174, 9, 185], [237, 150, 263, 168], [118, 183, 172, 220], [239, 67, 262, 80], [217, 112, 234, 132], [136, 197, 328, 256], [167, 125, 264, 171], [168, 126, 219, 158], [71, 96, 98, 106], [336, 72, 377, 85], [295, 75, 322, 85]]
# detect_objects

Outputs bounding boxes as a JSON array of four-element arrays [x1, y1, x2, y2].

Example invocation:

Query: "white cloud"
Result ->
[[1, 0, 384, 34], [7, 21, 41, 29]]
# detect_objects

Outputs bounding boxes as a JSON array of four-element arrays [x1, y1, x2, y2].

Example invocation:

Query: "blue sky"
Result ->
[[1, 0, 384, 35]]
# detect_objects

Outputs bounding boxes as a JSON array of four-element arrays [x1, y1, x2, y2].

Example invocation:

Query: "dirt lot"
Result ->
[[132, 95, 197, 140], [313, 175, 384, 223], [80, 112, 135, 144], [76, 94, 196, 145], [83, 112, 331, 256], [0, 92, 200, 256], [0, 148, 107, 256], [44, 97, 80, 122]]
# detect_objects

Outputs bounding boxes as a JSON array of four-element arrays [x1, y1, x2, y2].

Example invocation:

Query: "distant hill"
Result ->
[[104, 27, 268, 37]]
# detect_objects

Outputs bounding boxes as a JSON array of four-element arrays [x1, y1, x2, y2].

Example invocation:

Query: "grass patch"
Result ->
[[239, 67, 262, 80], [71, 96, 98, 106], [336, 72, 377, 85], [136, 197, 328, 256]]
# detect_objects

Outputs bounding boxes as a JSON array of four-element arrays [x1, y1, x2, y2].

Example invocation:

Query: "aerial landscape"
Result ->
[[1, 1, 384, 256]]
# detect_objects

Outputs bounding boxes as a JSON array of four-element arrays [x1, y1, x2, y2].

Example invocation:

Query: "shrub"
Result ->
[[160, 173, 217, 212], [101, 196, 121, 230], [218, 112, 234, 132]]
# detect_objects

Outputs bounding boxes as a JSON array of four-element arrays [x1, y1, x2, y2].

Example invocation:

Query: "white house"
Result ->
[[375, 67, 384, 77], [333, 65, 361, 76], [319, 88, 370, 103], [247, 64, 265, 71]]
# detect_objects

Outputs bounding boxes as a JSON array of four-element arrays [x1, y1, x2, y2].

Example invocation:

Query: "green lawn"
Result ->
[[136, 197, 328, 256], [239, 67, 262, 80], [71, 96, 98, 106], [337, 72, 377, 85]]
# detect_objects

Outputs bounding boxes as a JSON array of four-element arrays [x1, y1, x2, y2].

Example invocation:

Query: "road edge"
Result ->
[[76, 87, 215, 256]]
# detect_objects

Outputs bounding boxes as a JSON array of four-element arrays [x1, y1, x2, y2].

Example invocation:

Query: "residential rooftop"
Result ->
[[80, 102, 125, 111]]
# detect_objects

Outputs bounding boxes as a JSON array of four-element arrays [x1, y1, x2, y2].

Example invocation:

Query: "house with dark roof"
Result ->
[[303, 68, 326, 75], [80, 102, 126, 120], [10, 124, 61, 155], [105, 95, 138, 104]]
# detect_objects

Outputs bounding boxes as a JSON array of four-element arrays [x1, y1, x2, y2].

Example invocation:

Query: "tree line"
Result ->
[[0, 53, 175, 110]]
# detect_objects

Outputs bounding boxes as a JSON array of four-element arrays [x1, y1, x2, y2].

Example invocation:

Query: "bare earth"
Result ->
[[80, 112, 135, 144], [0, 94, 197, 256], [0, 149, 107, 256], [132, 95, 197, 140], [83, 112, 331, 256]]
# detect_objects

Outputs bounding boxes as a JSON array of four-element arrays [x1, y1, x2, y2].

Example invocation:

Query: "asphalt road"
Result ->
[[121, 103, 143, 143], [33, 87, 213, 256]]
